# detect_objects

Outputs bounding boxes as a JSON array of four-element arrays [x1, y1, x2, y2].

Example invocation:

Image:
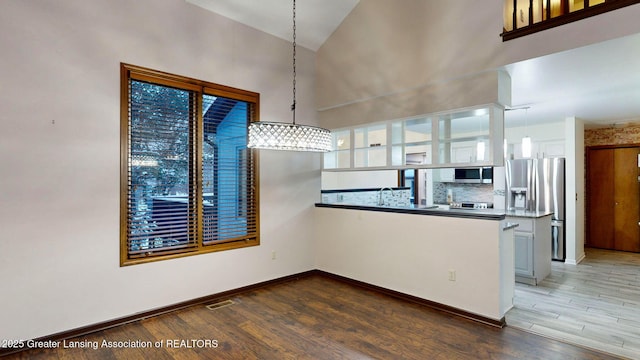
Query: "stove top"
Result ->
[[449, 202, 493, 209]]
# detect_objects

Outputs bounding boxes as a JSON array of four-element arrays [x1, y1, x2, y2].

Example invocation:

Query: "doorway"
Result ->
[[586, 146, 640, 252]]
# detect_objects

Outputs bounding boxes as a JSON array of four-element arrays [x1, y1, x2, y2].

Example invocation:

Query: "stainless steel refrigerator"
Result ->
[[506, 158, 566, 261]]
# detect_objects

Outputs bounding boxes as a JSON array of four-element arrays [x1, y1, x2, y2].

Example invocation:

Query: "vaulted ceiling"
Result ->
[[188, 0, 640, 129], [186, 0, 360, 51]]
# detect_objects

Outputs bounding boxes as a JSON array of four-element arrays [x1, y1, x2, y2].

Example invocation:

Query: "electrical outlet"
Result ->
[[448, 270, 456, 281], [271, 251, 276, 260]]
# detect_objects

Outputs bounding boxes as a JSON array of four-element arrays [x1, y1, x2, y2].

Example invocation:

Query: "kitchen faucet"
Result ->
[[378, 187, 394, 206]]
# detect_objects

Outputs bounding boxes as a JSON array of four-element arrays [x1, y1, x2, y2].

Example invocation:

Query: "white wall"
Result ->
[[314, 207, 513, 321], [321, 170, 398, 190], [565, 117, 586, 265], [0, 0, 319, 341]]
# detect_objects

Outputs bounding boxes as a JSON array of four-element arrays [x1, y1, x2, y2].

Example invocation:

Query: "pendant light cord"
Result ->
[[291, 0, 297, 125], [247, 0, 331, 152]]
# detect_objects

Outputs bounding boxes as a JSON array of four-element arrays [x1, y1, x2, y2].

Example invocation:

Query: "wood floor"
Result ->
[[4, 274, 619, 359], [506, 248, 640, 359]]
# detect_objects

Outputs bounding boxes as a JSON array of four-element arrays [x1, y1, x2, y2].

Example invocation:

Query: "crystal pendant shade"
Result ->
[[246, 0, 332, 153], [248, 121, 332, 152]]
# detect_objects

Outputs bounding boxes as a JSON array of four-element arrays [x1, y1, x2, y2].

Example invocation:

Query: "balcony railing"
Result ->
[[501, 0, 640, 41]]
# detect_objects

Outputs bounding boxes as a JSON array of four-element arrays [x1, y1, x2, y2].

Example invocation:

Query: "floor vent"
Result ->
[[205, 299, 235, 311]]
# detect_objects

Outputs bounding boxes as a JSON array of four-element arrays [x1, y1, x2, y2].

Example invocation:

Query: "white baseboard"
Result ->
[[565, 253, 586, 265]]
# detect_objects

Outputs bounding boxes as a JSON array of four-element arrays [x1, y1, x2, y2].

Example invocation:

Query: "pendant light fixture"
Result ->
[[506, 106, 532, 158], [521, 135, 532, 158], [521, 107, 532, 158], [248, 0, 332, 152]]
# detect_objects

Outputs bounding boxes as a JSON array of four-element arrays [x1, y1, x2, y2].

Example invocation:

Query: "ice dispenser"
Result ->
[[510, 187, 528, 210]]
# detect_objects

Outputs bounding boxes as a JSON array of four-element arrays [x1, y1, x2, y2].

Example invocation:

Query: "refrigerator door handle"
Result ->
[[551, 220, 564, 261]]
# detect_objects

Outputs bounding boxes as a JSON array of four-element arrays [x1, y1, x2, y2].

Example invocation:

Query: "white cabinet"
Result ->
[[323, 104, 504, 170], [354, 124, 387, 168], [437, 106, 502, 166], [537, 139, 565, 158], [506, 215, 552, 285], [510, 139, 565, 159], [323, 129, 351, 169], [435, 168, 454, 182], [514, 232, 534, 276], [392, 117, 433, 167], [451, 142, 478, 163]]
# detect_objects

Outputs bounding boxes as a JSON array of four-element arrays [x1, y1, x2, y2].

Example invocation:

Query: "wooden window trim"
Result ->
[[120, 63, 260, 266]]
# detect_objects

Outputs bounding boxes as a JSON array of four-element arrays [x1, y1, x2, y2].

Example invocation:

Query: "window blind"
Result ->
[[121, 63, 260, 265], [126, 80, 197, 257], [202, 95, 257, 244]]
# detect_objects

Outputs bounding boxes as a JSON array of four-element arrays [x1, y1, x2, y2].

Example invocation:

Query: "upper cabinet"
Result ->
[[392, 117, 433, 167], [438, 108, 493, 165], [323, 129, 351, 169], [510, 139, 565, 159], [323, 104, 504, 170], [504, 121, 566, 160], [355, 124, 387, 167]]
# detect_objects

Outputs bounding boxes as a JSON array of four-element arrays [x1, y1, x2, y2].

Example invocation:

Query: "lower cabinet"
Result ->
[[507, 215, 552, 285], [514, 232, 534, 277]]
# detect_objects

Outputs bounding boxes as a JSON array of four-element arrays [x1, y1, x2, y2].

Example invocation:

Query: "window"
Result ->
[[120, 64, 259, 265]]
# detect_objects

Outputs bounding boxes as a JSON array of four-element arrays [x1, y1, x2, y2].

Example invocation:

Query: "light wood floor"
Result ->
[[506, 248, 640, 359], [4, 274, 618, 359]]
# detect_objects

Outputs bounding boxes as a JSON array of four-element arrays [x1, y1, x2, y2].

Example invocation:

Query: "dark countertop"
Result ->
[[315, 202, 506, 220], [504, 210, 554, 218]]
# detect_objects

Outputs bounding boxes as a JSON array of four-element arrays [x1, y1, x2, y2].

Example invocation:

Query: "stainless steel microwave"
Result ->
[[454, 167, 493, 184]]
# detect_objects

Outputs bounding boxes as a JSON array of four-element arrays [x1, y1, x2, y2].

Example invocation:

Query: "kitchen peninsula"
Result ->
[[314, 201, 517, 326]]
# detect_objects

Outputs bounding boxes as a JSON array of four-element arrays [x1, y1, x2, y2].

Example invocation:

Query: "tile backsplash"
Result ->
[[433, 182, 494, 204], [322, 188, 411, 207]]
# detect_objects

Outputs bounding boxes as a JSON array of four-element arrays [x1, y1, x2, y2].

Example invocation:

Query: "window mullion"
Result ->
[[194, 89, 204, 250]]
